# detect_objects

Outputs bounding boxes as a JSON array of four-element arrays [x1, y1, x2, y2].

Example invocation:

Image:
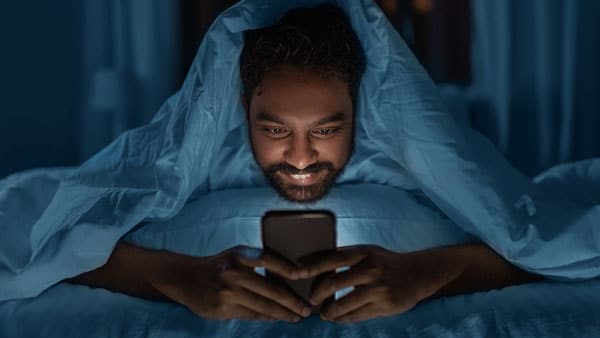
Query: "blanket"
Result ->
[[3, 184, 600, 337]]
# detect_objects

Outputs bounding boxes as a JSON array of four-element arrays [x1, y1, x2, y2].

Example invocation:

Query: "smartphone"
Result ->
[[261, 210, 336, 314]]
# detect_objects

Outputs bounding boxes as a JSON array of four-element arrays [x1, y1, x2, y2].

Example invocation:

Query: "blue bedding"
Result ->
[[2, 274, 600, 337], [2, 184, 600, 337]]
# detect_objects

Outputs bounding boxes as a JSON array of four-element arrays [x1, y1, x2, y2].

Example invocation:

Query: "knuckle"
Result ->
[[216, 288, 235, 302], [325, 279, 339, 294], [303, 267, 315, 276], [373, 283, 386, 292], [336, 254, 348, 265], [380, 286, 394, 301], [219, 268, 235, 281], [267, 307, 286, 319], [261, 256, 278, 270], [367, 267, 383, 280], [372, 284, 390, 298], [214, 301, 231, 316], [285, 292, 304, 311], [283, 265, 296, 277], [295, 300, 307, 313], [380, 299, 394, 312]]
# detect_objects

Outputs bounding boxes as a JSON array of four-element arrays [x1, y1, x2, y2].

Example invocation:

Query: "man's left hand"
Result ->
[[296, 245, 461, 323]]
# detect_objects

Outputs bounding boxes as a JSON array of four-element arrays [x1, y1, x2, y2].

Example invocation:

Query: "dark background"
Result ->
[[1, 0, 598, 179]]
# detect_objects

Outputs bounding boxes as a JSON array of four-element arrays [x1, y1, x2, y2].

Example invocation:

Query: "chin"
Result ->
[[281, 189, 325, 203], [274, 183, 330, 203]]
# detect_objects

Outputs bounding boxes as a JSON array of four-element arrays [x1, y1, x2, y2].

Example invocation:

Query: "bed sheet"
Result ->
[[2, 278, 599, 338]]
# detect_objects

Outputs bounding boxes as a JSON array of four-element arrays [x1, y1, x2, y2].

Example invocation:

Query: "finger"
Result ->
[[297, 246, 369, 278], [330, 302, 380, 323], [223, 268, 311, 317], [231, 245, 263, 261], [232, 287, 302, 323], [236, 250, 299, 280], [310, 267, 378, 305], [320, 286, 379, 320], [231, 304, 277, 321]]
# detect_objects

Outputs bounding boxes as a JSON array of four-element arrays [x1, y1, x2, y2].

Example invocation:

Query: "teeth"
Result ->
[[290, 174, 311, 180]]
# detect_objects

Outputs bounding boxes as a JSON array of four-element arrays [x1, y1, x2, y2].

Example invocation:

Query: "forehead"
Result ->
[[250, 66, 353, 124]]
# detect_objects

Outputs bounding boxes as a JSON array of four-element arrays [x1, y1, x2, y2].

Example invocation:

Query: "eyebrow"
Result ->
[[256, 111, 346, 127], [311, 113, 346, 127], [256, 111, 285, 124]]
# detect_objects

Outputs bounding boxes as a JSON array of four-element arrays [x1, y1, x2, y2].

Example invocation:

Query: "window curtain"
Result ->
[[469, 0, 600, 176], [80, 0, 182, 160]]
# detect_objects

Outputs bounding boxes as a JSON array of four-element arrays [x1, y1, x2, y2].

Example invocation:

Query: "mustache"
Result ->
[[265, 162, 335, 175]]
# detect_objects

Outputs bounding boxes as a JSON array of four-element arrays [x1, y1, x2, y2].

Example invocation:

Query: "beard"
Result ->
[[262, 161, 341, 203]]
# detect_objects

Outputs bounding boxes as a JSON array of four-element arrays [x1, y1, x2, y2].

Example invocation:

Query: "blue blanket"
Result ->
[[2, 184, 600, 337], [3, 270, 600, 337]]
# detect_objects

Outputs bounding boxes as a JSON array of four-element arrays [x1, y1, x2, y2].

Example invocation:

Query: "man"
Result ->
[[70, 4, 541, 323]]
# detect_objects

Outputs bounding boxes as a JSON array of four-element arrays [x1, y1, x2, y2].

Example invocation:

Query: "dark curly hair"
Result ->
[[240, 4, 366, 109]]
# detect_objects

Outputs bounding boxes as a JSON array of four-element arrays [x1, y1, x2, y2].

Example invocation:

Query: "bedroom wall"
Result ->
[[0, 0, 182, 180], [0, 1, 83, 179]]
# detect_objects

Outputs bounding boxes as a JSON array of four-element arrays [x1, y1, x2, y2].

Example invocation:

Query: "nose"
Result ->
[[284, 134, 318, 170]]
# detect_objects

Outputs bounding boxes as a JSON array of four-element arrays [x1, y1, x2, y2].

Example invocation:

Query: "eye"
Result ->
[[263, 126, 291, 138], [311, 127, 341, 138]]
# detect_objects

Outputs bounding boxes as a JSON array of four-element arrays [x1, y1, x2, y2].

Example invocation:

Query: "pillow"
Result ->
[[124, 184, 475, 257]]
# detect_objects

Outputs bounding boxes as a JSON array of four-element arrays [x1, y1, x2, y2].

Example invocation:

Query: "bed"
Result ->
[[3, 278, 600, 337], [2, 185, 600, 337]]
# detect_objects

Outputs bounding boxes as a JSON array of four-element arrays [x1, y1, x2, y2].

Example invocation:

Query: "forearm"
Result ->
[[66, 242, 184, 301], [427, 243, 544, 299]]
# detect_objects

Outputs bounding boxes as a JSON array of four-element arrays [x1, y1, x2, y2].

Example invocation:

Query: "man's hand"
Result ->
[[150, 245, 312, 322], [296, 244, 542, 323], [296, 245, 445, 323], [69, 243, 312, 322]]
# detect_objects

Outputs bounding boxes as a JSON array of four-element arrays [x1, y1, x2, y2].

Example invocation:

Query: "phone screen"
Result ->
[[261, 210, 336, 314]]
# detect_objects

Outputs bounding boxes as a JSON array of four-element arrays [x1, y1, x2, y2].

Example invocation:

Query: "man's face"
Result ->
[[248, 66, 354, 203]]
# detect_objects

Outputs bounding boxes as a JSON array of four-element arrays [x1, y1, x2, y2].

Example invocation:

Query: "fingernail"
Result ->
[[301, 307, 311, 317], [298, 269, 309, 278], [292, 315, 301, 322], [310, 298, 318, 306]]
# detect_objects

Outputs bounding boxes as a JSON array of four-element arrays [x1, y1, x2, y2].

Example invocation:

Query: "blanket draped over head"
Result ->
[[1, 0, 599, 302]]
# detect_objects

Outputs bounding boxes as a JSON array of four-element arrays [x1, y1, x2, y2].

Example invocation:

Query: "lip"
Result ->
[[279, 170, 324, 186]]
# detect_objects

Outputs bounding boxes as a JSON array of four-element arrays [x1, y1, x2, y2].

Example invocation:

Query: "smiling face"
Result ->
[[248, 66, 354, 203]]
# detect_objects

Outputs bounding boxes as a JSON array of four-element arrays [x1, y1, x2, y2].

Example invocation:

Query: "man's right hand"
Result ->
[[70, 243, 311, 322], [149, 245, 312, 322]]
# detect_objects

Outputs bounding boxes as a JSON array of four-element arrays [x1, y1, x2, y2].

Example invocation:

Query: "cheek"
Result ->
[[316, 135, 353, 168], [250, 132, 284, 166]]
